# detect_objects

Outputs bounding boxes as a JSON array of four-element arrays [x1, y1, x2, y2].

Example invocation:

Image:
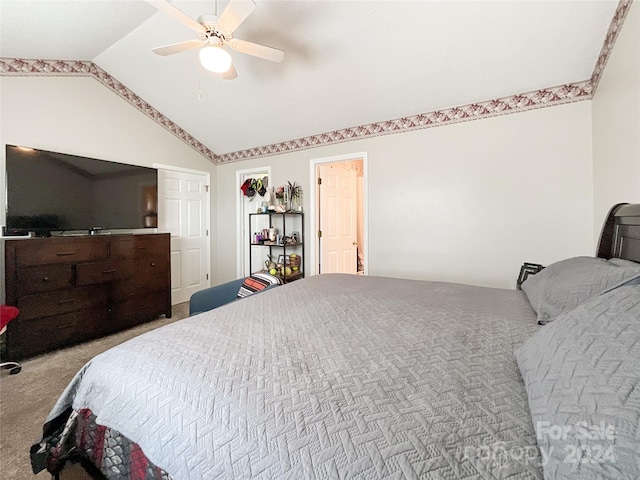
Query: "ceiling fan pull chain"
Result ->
[[198, 64, 203, 101]]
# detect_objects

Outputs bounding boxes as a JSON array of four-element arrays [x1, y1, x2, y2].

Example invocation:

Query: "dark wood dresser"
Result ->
[[4, 233, 171, 359]]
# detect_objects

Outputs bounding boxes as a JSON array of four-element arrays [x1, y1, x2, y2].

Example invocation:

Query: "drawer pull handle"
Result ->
[[136, 246, 147, 250], [56, 252, 75, 256], [150, 263, 156, 267], [102, 269, 117, 274], [57, 323, 75, 330], [58, 299, 76, 305], [43, 277, 49, 282]]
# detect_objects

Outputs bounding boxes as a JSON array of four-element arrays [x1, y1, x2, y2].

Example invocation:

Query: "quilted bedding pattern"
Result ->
[[35, 274, 542, 479]]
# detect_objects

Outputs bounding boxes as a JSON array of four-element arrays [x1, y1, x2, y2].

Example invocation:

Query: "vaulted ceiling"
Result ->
[[0, 0, 621, 161]]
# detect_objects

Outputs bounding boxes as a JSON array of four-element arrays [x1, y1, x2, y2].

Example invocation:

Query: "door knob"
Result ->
[[352, 241, 358, 246]]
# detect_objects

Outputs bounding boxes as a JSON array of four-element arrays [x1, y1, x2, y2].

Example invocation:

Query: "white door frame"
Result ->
[[236, 166, 272, 278], [309, 152, 369, 276], [153, 163, 211, 290]]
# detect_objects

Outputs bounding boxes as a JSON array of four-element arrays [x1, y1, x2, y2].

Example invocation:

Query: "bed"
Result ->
[[31, 203, 640, 480]]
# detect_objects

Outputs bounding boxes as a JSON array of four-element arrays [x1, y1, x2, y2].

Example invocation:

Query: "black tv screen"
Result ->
[[5, 145, 158, 235]]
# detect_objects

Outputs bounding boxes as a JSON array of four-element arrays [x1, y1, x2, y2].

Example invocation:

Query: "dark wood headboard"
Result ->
[[597, 203, 640, 263]]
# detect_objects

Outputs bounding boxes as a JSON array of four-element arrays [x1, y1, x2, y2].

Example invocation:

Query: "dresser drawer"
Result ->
[[16, 240, 108, 266], [110, 236, 168, 258], [110, 290, 169, 330], [76, 259, 136, 285], [17, 286, 108, 320], [137, 254, 168, 275], [111, 275, 168, 302], [18, 264, 74, 295], [8, 308, 109, 358]]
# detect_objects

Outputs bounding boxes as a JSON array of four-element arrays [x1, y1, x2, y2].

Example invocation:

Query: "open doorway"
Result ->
[[310, 153, 368, 276], [236, 166, 271, 278]]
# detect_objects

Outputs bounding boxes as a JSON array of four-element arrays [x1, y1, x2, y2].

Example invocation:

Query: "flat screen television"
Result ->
[[4, 145, 158, 236]]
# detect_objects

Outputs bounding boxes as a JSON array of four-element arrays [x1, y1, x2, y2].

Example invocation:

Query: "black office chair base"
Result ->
[[1, 361, 22, 375]]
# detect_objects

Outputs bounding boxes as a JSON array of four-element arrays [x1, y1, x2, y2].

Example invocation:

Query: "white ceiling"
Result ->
[[0, 0, 618, 157]]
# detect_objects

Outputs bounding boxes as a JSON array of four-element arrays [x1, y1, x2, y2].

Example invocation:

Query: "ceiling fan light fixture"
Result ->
[[199, 45, 232, 73]]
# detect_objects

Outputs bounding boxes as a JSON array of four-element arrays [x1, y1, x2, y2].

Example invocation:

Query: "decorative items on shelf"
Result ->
[[274, 254, 300, 277], [245, 180, 303, 213], [289, 253, 301, 271], [254, 228, 298, 246], [270, 181, 303, 213], [274, 185, 286, 212], [253, 228, 282, 245], [264, 255, 277, 275], [249, 212, 304, 284], [288, 181, 302, 212], [281, 236, 297, 246]]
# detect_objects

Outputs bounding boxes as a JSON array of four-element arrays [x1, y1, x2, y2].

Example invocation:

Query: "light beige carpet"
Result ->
[[0, 303, 189, 479]]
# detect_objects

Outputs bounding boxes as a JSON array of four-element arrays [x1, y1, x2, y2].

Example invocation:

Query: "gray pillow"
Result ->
[[521, 256, 640, 324], [516, 285, 640, 480]]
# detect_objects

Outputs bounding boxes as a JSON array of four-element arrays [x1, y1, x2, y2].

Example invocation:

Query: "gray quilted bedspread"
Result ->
[[48, 274, 543, 479]]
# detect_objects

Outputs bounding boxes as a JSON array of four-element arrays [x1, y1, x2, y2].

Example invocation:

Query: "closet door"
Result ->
[[158, 169, 210, 305]]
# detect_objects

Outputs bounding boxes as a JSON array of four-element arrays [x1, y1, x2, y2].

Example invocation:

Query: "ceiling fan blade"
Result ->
[[229, 38, 284, 62], [222, 64, 238, 80], [146, 0, 206, 35], [217, 0, 256, 33], [152, 39, 203, 56]]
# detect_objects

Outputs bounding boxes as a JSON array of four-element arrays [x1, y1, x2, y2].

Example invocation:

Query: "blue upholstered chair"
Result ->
[[189, 277, 280, 316]]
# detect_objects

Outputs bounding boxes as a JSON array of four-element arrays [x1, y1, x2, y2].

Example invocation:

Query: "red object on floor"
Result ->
[[0, 305, 20, 332]]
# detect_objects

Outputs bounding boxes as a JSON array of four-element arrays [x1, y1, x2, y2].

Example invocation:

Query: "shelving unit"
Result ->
[[249, 212, 304, 283]]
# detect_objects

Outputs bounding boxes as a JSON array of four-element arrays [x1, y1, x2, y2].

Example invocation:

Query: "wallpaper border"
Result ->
[[0, 0, 631, 164], [590, 0, 633, 94], [215, 82, 593, 164], [0, 58, 217, 163], [215, 0, 632, 164]]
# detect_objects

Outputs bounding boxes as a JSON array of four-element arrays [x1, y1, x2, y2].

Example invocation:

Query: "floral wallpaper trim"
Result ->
[[0, 58, 217, 163], [0, 0, 628, 167], [215, 81, 593, 164], [590, 0, 633, 94]]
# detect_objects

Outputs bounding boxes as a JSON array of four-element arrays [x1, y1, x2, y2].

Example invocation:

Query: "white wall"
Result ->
[[0, 76, 218, 288], [592, 1, 640, 241], [217, 101, 594, 289], [3, 64, 620, 292]]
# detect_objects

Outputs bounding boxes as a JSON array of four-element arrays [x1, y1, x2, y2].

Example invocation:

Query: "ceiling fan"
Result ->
[[147, 0, 285, 79]]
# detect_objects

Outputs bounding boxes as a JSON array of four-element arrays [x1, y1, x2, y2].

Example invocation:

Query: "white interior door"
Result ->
[[158, 169, 210, 305], [319, 164, 357, 274]]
